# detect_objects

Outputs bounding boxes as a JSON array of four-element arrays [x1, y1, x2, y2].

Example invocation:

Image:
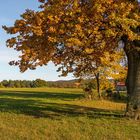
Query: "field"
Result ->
[[0, 88, 139, 140]]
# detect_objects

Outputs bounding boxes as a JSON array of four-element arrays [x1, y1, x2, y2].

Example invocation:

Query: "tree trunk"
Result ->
[[95, 73, 102, 99], [124, 47, 140, 120]]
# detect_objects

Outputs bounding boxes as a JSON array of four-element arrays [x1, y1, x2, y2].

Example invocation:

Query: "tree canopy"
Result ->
[[3, 0, 139, 75]]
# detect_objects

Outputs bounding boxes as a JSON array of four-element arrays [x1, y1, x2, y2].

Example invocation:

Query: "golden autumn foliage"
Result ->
[[75, 48, 127, 93], [3, 0, 139, 76]]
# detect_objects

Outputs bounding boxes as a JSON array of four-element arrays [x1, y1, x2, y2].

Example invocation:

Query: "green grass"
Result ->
[[0, 88, 139, 140]]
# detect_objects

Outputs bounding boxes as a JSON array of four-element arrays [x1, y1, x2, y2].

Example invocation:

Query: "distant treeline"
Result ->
[[47, 80, 80, 88], [0, 79, 79, 88], [0, 79, 47, 88], [0, 79, 116, 89]]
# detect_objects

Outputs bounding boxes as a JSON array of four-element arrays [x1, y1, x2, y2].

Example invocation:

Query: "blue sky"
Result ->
[[0, 0, 74, 81]]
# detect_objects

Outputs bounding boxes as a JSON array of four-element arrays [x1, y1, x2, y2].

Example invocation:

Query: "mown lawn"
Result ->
[[0, 88, 139, 140]]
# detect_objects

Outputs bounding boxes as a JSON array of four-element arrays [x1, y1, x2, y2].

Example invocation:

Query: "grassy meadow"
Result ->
[[0, 88, 139, 140]]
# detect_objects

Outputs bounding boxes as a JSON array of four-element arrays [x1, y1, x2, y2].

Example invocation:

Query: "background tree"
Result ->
[[33, 79, 47, 87], [1, 80, 9, 87], [82, 80, 95, 100], [14, 80, 21, 88], [74, 49, 127, 99], [3, 0, 140, 119], [0, 82, 4, 88]]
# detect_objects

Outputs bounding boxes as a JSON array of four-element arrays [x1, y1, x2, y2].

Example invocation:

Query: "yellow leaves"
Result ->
[[101, 52, 110, 65], [101, 50, 126, 81], [15, 20, 26, 27], [100, 77, 115, 90], [54, 16, 60, 23], [75, 24, 82, 31], [47, 15, 60, 24], [38, 11, 44, 17], [85, 48, 94, 54], [6, 38, 16, 48], [47, 15, 54, 21], [3, 0, 139, 74], [73, 0, 78, 6], [127, 31, 137, 40], [11, 28, 19, 34], [32, 26, 43, 36], [105, 29, 116, 37], [107, 0, 113, 4], [66, 38, 83, 47], [25, 49, 31, 54], [133, 13, 139, 20], [35, 15, 43, 26], [78, 17, 84, 23], [48, 26, 56, 33], [87, 30, 92, 35], [59, 29, 65, 35], [48, 36, 57, 42]]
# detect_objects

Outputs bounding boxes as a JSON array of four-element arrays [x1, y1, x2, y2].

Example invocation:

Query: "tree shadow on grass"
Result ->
[[0, 97, 124, 120], [0, 90, 84, 101]]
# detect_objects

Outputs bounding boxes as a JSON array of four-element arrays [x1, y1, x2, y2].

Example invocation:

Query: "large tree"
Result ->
[[3, 0, 140, 119]]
